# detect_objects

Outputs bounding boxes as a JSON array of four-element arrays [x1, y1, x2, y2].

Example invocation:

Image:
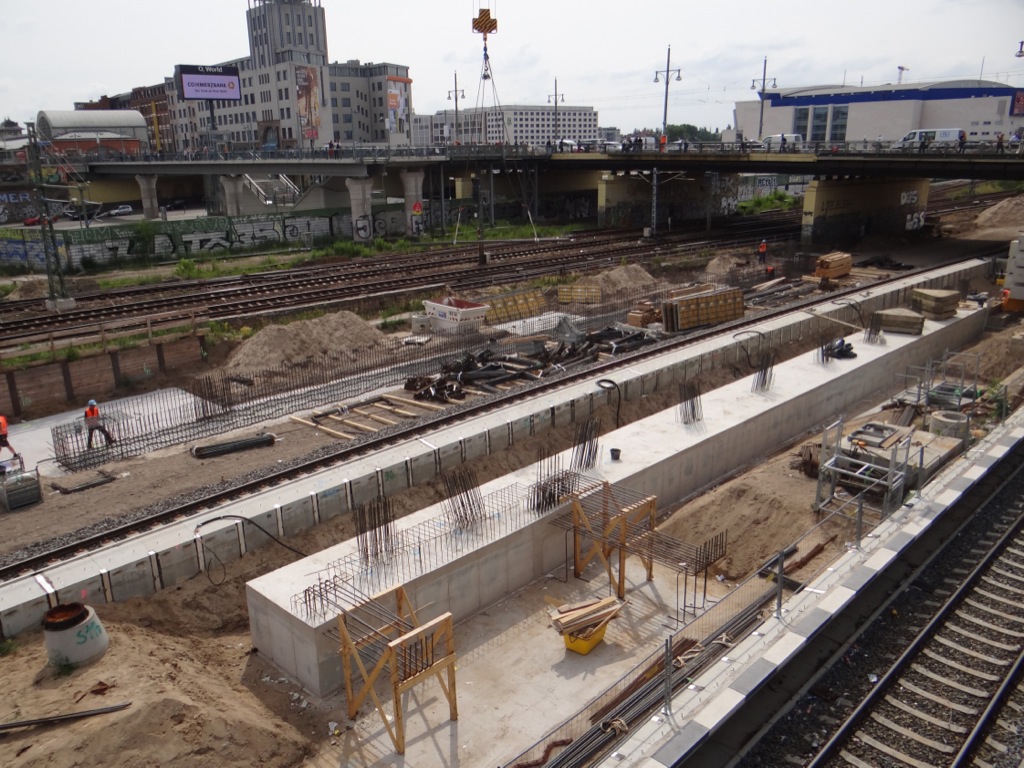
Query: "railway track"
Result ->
[[737, 440, 1024, 768], [0, 222, 800, 342]]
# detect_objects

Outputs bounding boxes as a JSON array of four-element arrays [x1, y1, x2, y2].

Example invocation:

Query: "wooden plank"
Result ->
[[352, 408, 398, 426], [290, 415, 353, 439], [383, 394, 445, 412]]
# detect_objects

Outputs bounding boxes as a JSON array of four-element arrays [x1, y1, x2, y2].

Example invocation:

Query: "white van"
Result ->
[[891, 128, 963, 151], [761, 133, 804, 152]]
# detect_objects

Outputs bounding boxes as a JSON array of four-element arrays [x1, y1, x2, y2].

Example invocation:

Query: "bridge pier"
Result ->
[[803, 177, 930, 247], [399, 169, 425, 237], [220, 175, 246, 218], [134, 174, 159, 220], [345, 177, 376, 242]]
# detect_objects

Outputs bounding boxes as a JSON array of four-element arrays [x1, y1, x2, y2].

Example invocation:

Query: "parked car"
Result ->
[[22, 213, 58, 226], [109, 205, 134, 217], [165, 199, 187, 211]]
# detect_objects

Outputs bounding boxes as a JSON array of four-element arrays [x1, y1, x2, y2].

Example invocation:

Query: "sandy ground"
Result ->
[[1, 203, 1023, 767]]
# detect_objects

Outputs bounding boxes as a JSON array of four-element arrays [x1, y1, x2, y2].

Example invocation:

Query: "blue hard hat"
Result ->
[[88, 400, 97, 406]]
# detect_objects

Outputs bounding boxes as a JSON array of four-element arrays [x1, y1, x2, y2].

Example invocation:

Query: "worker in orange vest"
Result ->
[[0, 414, 15, 458], [84, 399, 116, 448], [758, 239, 768, 264]]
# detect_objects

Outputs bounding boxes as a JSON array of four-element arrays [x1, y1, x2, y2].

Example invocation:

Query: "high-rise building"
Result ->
[[161, 0, 412, 152]]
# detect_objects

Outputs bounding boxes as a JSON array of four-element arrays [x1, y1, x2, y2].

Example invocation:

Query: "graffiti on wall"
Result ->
[[0, 207, 410, 272]]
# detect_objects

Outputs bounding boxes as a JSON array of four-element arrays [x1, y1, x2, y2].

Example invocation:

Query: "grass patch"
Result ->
[[736, 190, 800, 215], [0, 638, 17, 656]]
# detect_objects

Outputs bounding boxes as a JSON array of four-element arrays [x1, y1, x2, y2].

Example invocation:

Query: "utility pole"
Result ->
[[25, 123, 68, 306], [447, 71, 465, 146], [653, 45, 681, 151], [548, 79, 564, 149], [751, 57, 777, 141]]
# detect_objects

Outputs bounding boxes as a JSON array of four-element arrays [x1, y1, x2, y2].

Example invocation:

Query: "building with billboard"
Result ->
[[733, 78, 1023, 145], [161, 0, 412, 153]]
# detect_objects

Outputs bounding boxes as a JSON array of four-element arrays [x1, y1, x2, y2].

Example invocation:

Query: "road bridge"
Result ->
[[71, 145, 1024, 246]]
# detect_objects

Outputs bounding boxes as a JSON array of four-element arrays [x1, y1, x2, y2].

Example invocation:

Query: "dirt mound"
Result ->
[[576, 264, 657, 294], [975, 196, 1024, 230], [224, 310, 390, 376]]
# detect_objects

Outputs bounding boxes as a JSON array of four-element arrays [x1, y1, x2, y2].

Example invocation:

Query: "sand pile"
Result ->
[[224, 310, 390, 376], [576, 264, 657, 294], [975, 196, 1024, 230]]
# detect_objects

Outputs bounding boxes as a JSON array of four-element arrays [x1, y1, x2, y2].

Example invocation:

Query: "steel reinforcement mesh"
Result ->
[[48, 282, 695, 471]]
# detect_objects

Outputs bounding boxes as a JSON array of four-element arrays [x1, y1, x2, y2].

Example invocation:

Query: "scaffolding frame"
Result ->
[[550, 479, 726, 609], [813, 419, 912, 519], [337, 585, 457, 755]]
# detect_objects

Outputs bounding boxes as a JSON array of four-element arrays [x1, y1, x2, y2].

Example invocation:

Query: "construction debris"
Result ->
[[548, 593, 626, 643], [813, 251, 853, 279], [911, 288, 960, 320], [661, 286, 744, 333], [873, 308, 925, 336]]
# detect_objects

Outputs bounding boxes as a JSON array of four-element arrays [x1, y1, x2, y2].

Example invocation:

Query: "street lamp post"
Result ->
[[653, 45, 681, 151], [750, 57, 777, 141], [448, 71, 465, 146], [548, 78, 565, 150]]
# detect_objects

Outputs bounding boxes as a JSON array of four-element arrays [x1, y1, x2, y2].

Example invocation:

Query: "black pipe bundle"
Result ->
[[190, 434, 276, 459]]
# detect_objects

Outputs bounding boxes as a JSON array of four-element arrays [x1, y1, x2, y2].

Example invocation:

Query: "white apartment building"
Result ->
[[163, 0, 412, 152], [414, 103, 599, 147]]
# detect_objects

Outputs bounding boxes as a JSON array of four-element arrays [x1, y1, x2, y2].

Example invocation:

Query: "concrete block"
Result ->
[[188, 525, 235, 581], [553, 400, 572, 427], [505, 528, 536, 590], [0, 581, 52, 637], [108, 558, 157, 601], [642, 370, 658, 397], [348, 473, 378, 508], [446, 560, 481, 619], [316, 485, 347, 521], [462, 432, 488, 462], [280, 496, 315, 538], [53, 564, 105, 608], [478, 548, 509, 607], [532, 406, 552, 433], [243, 509, 280, 552], [409, 450, 437, 485], [438, 442, 462, 473], [571, 393, 593, 421], [378, 460, 409, 497], [510, 414, 533, 442], [488, 423, 510, 452]]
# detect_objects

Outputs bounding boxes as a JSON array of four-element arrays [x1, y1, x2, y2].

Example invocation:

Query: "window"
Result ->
[[810, 107, 829, 142], [792, 108, 809, 142], [829, 106, 848, 142]]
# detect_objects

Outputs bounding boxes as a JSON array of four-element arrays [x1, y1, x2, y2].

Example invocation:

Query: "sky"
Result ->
[[3, 0, 1024, 135]]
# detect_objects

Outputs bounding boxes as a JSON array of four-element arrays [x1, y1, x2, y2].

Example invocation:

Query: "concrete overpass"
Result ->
[[77, 145, 1024, 246]]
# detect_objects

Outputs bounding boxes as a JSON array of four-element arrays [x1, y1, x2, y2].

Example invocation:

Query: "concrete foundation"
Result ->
[[246, 265, 988, 698]]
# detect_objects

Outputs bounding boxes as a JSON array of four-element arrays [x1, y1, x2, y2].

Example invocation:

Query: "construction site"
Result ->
[[0, 200, 1023, 767]]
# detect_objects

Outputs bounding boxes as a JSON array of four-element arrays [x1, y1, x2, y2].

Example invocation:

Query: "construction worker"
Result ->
[[0, 413, 15, 458], [758, 239, 768, 264], [84, 399, 115, 449]]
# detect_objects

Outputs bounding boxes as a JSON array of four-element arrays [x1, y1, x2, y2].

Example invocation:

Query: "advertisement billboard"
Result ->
[[386, 87, 408, 134], [295, 66, 321, 140], [175, 64, 242, 101]]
